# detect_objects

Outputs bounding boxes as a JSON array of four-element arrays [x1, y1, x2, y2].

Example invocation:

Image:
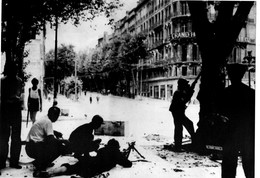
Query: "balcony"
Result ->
[[165, 14, 172, 22], [171, 13, 191, 21], [153, 21, 163, 30], [151, 39, 164, 49]]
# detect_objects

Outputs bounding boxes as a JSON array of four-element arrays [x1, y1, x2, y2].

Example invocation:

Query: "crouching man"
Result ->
[[34, 139, 132, 177], [69, 115, 104, 158], [25, 106, 68, 176]]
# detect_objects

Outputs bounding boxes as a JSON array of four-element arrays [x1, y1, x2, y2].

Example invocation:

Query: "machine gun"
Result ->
[[123, 141, 145, 160]]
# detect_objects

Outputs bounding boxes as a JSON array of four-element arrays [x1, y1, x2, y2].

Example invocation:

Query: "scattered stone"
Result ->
[[173, 168, 184, 172]]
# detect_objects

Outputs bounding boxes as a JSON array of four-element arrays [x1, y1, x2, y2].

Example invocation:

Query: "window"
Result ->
[[232, 48, 237, 63], [181, 1, 188, 15], [182, 66, 187, 76], [192, 67, 197, 76], [182, 45, 187, 61], [172, 2, 177, 16], [154, 86, 159, 99], [167, 85, 173, 98], [181, 23, 188, 32], [193, 45, 198, 61], [160, 85, 165, 99]]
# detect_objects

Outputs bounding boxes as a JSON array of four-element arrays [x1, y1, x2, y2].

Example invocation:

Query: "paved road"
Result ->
[[1, 93, 247, 178]]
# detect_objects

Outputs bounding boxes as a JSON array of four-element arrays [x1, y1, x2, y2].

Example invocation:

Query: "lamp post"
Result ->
[[53, 14, 58, 104], [75, 56, 78, 101], [243, 51, 255, 88]]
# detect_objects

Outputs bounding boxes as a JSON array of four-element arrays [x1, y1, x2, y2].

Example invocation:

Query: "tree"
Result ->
[[187, 1, 254, 150], [1, 0, 122, 79], [44, 44, 76, 91], [87, 32, 150, 96]]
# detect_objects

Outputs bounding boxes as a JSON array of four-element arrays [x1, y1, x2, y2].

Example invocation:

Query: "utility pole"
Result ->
[[75, 56, 78, 101], [140, 59, 143, 97], [53, 14, 58, 103]]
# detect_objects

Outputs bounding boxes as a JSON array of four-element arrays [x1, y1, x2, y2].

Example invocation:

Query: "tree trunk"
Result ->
[[187, 1, 254, 151]]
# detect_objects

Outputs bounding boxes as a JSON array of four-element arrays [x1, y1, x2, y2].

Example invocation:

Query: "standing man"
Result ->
[[220, 64, 255, 178], [169, 78, 196, 152], [0, 61, 23, 169]]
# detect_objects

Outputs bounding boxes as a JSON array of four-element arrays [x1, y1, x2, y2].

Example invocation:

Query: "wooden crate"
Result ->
[[95, 121, 126, 136]]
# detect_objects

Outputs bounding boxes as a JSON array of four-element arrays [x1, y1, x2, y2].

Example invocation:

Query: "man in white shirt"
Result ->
[[25, 106, 65, 175]]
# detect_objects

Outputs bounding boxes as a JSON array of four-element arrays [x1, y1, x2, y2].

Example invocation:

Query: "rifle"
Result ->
[[190, 71, 202, 90], [26, 109, 29, 128], [187, 71, 202, 105]]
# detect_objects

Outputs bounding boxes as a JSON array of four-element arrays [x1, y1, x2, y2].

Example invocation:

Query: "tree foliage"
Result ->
[[60, 76, 83, 96], [86, 32, 150, 95], [45, 44, 76, 83], [1, 0, 122, 79]]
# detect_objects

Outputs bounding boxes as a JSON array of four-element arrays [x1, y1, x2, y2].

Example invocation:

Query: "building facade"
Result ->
[[23, 31, 46, 101], [100, 0, 256, 100]]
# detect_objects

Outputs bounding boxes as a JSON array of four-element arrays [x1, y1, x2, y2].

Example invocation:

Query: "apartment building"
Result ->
[[100, 0, 256, 100]]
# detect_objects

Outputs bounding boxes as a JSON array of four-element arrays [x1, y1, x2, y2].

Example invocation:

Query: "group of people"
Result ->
[[0, 61, 255, 178], [169, 63, 255, 178], [26, 108, 132, 177], [0, 62, 132, 177]]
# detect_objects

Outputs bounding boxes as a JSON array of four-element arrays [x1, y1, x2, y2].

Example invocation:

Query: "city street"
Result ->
[[1, 93, 246, 178]]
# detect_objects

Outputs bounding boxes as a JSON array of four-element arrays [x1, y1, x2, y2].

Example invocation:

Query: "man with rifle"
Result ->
[[169, 73, 201, 152]]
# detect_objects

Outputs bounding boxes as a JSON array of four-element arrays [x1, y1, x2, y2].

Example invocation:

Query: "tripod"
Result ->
[[123, 141, 145, 159]]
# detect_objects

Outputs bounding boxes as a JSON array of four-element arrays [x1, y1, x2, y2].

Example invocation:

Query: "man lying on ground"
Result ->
[[34, 139, 132, 177]]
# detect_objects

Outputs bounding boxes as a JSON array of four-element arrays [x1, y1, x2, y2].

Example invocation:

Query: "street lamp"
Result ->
[[242, 51, 255, 88], [75, 56, 78, 101], [53, 14, 58, 104]]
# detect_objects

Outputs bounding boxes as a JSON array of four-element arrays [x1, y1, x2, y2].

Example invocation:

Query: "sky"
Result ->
[[45, 0, 138, 53]]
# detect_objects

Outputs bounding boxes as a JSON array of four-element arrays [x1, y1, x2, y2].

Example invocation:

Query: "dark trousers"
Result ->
[[171, 111, 195, 148], [25, 139, 63, 170], [0, 109, 22, 167], [222, 128, 254, 178], [70, 139, 100, 157]]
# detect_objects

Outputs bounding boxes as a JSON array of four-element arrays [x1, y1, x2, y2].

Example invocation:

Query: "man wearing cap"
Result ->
[[169, 78, 195, 152], [69, 115, 104, 158], [219, 64, 255, 178]]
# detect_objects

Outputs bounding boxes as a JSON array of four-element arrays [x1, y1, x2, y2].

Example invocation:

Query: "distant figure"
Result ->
[[96, 95, 100, 103], [219, 64, 255, 178], [53, 100, 58, 107], [27, 78, 42, 123], [89, 95, 92, 104], [69, 115, 104, 158], [26, 106, 68, 176], [34, 139, 132, 178], [169, 78, 197, 152], [0, 61, 23, 169]]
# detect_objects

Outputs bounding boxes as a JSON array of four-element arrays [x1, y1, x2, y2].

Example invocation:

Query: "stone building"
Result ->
[[99, 0, 256, 100]]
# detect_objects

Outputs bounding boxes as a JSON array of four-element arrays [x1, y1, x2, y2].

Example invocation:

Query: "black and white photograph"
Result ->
[[0, 0, 257, 178]]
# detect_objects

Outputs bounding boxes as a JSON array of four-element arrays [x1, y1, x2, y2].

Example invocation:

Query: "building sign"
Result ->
[[170, 32, 196, 40]]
